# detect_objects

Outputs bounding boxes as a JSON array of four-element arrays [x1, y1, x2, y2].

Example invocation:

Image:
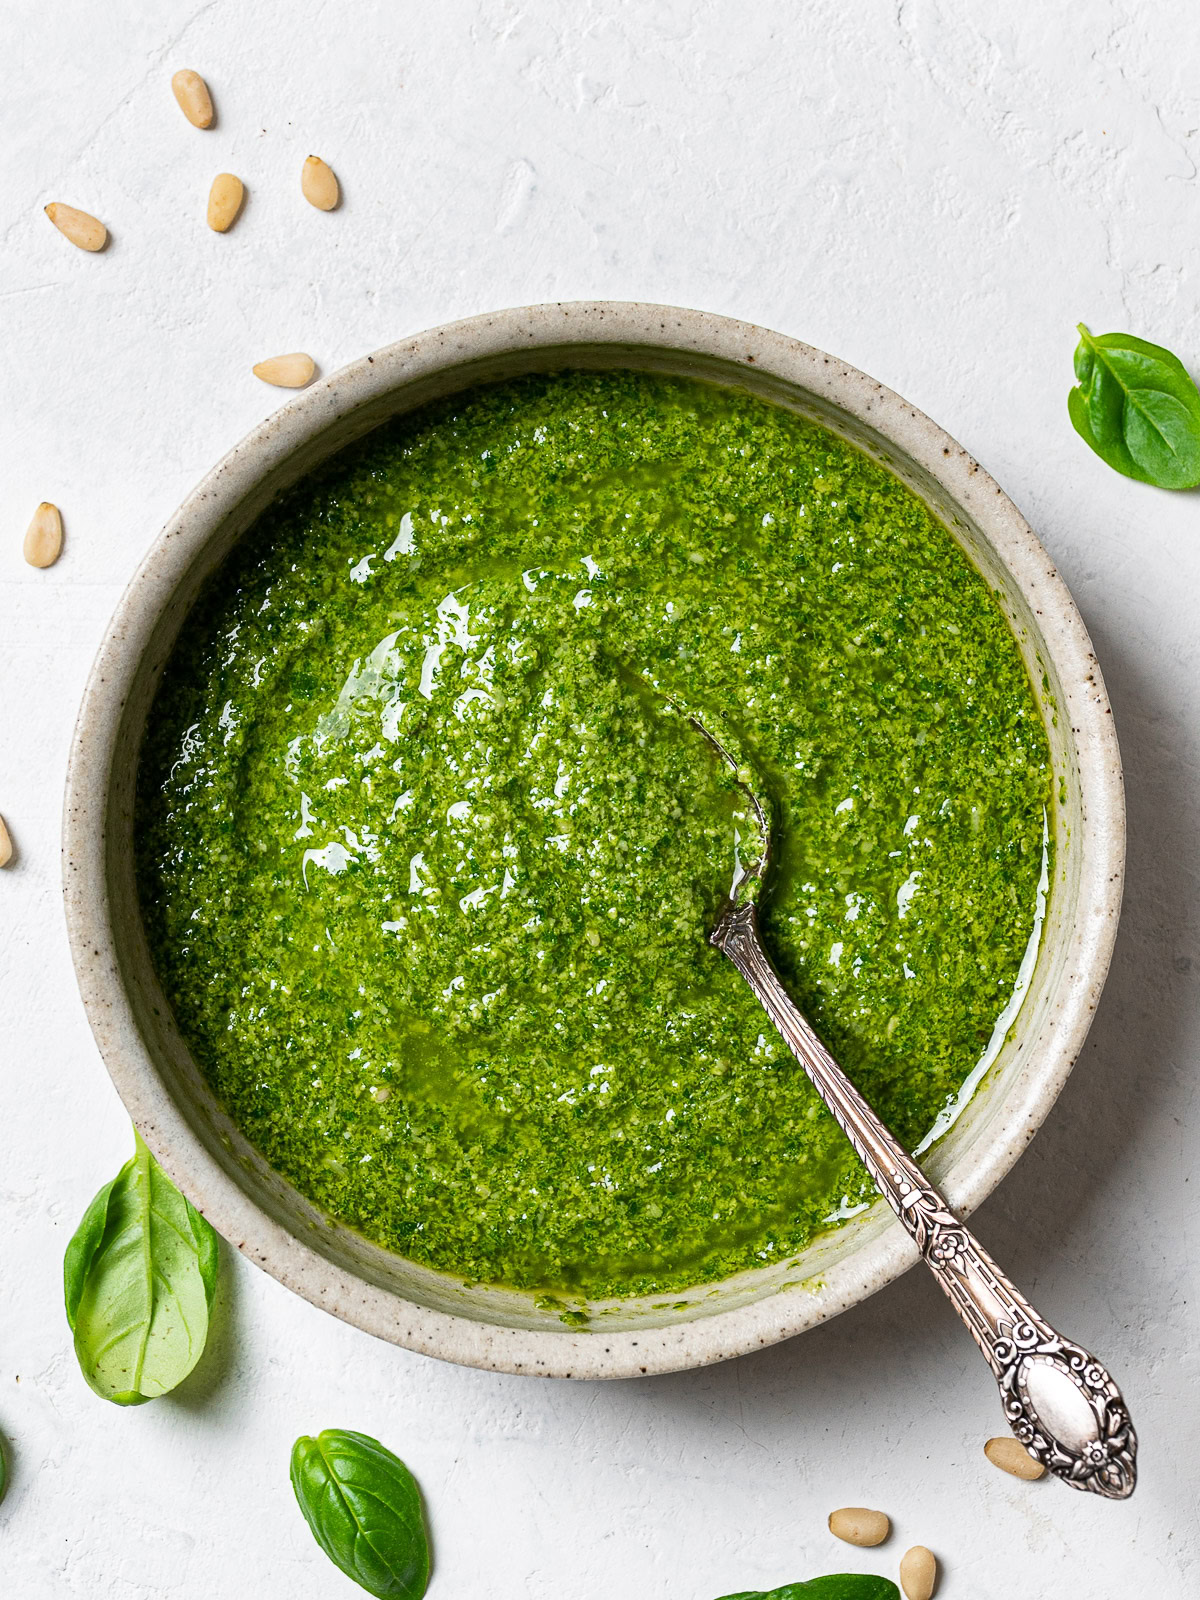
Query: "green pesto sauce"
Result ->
[[136, 371, 1052, 1301]]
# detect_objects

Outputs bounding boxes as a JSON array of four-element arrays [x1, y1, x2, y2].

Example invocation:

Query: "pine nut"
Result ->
[[370, 1085, 391, 1103], [207, 173, 245, 233], [23, 502, 63, 568], [301, 155, 339, 211], [252, 353, 317, 389], [900, 1545, 937, 1600], [44, 203, 107, 252], [984, 1435, 1045, 1480], [0, 816, 11, 868], [828, 1506, 890, 1546], [172, 69, 214, 128]]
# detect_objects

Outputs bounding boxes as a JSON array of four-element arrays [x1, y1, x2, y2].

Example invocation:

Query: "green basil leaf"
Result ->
[[715, 1579, 900, 1600], [1069, 323, 1200, 488], [63, 1129, 219, 1405], [290, 1429, 430, 1600]]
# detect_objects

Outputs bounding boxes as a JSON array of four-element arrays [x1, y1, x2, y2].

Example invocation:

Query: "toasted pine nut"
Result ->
[[172, 69, 214, 128], [0, 816, 12, 868], [301, 155, 339, 211], [900, 1545, 937, 1600], [828, 1506, 890, 1547], [24, 502, 63, 568], [207, 173, 245, 233], [252, 353, 317, 389], [44, 203, 107, 252], [984, 1435, 1046, 1480]]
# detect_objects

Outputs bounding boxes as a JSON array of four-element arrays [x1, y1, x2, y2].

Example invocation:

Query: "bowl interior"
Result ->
[[69, 311, 1120, 1374]]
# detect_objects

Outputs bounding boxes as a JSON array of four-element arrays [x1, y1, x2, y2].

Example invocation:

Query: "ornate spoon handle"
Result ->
[[713, 900, 1136, 1499]]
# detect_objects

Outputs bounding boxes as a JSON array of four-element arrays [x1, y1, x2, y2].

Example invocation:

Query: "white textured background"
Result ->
[[2, 2, 1198, 1595]]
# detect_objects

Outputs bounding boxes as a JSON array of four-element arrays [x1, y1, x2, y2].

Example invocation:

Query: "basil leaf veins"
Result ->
[[291, 1428, 431, 1600], [716, 1578, 900, 1600], [63, 1128, 219, 1405], [1069, 323, 1200, 488]]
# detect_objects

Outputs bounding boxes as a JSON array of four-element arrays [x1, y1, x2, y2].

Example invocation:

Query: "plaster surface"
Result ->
[[1, 2, 1196, 1595]]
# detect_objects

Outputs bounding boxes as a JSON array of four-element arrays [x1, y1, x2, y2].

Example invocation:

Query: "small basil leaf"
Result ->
[[63, 1129, 219, 1405], [290, 1429, 430, 1600], [715, 1579, 900, 1600], [1069, 323, 1200, 488]]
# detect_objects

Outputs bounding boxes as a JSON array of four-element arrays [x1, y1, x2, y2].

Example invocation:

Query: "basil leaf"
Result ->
[[290, 1429, 430, 1600], [63, 1129, 219, 1405], [715, 1579, 900, 1600], [1069, 323, 1200, 488]]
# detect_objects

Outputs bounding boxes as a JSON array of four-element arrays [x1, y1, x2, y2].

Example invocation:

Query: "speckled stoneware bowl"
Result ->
[[63, 302, 1124, 1378]]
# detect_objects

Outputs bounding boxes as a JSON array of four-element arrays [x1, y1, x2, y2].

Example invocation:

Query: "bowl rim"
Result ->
[[62, 300, 1125, 1378]]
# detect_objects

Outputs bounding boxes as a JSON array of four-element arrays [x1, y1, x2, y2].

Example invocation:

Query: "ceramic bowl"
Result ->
[[62, 302, 1124, 1377]]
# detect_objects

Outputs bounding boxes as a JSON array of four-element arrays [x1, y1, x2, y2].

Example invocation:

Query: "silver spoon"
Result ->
[[692, 714, 1137, 1499]]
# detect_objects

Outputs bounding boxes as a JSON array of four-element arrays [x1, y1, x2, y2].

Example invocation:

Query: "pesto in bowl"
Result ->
[[135, 369, 1051, 1302]]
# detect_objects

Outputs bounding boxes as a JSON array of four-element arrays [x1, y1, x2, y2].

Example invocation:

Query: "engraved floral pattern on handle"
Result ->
[[713, 898, 1137, 1499]]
